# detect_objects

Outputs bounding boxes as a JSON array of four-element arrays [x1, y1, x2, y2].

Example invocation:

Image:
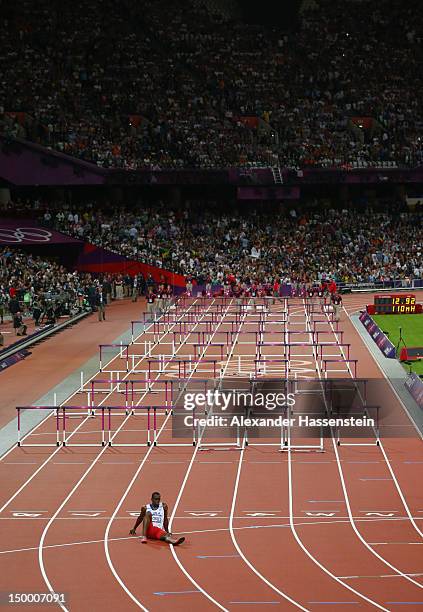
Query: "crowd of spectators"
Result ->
[[0, 246, 145, 338], [19, 197, 422, 287], [1, 0, 422, 170]]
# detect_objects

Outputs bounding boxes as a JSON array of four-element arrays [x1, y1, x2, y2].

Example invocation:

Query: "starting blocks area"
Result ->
[[17, 295, 381, 452]]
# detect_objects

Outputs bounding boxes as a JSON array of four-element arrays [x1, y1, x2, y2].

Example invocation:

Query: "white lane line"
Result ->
[[168, 298, 246, 612], [3, 462, 38, 465], [2, 515, 422, 522], [230, 444, 309, 611], [226, 303, 310, 611], [0, 415, 92, 515], [39, 410, 137, 612], [332, 439, 423, 589], [301, 298, 390, 611], [39, 299, 203, 612], [339, 573, 423, 580], [325, 309, 423, 587], [377, 443, 423, 539], [105, 299, 230, 611], [369, 542, 423, 545], [104, 414, 171, 611], [3, 518, 423, 557], [168, 435, 227, 610]]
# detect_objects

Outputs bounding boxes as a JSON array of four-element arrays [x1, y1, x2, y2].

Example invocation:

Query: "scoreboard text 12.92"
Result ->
[[367, 294, 422, 315]]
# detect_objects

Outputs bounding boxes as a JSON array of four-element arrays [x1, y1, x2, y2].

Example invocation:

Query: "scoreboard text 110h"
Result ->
[[367, 294, 422, 315]]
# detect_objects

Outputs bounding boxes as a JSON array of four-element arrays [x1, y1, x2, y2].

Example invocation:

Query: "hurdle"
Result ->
[[321, 378, 380, 447], [131, 320, 147, 343], [196, 299, 252, 451], [172, 327, 234, 346], [254, 358, 289, 377], [322, 358, 358, 378], [17, 405, 109, 447], [323, 376, 380, 448], [133, 305, 182, 342], [256, 341, 344, 364], [61, 406, 107, 447], [242, 378, 291, 450], [143, 376, 217, 447], [90, 379, 134, 413], [17, 406, 61, 447], [333, 405, 380, 446], [89, 369, 134, 399], [256, 341, 289, 360], [236, 330, 265, 345], [242, 380, 325, 453], [316, 342, 351, 363], [103, 406, 192, 447], [313, 329, 345, 344], [283, 380, 326, 452], [99, 344, 129, 373], [145, 357, 219, 380], [135, 377, 211, 413], [193, 342, 226, 360], [312, 319, 340, 333]]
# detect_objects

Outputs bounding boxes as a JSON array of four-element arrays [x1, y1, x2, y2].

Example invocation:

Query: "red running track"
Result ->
[[0, 296, 422, 612]]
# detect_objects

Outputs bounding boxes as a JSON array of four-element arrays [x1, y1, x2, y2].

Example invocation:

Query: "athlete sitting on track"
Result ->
[[129, 491, 185, 545]]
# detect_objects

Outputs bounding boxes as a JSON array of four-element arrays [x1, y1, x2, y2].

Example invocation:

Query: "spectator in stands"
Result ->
[[28, 196, 421, 288], [8, 295, 20, 318], [0, 0, 421, 170], [0, 288, 6, 324]]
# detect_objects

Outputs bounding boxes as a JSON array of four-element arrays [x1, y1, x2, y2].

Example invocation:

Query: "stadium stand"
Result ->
[[2, 198, 422, 286], [1, 0, 422, 170]]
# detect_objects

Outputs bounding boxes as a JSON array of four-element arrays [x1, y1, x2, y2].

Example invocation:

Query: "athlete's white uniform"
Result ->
[[146, 502, 165, 529]]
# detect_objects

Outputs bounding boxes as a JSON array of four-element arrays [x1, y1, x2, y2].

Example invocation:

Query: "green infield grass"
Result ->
[[372, 314, 423, 375]]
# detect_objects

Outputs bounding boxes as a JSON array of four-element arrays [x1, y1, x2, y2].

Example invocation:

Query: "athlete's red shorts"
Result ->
[[146, 524, 167, 540]]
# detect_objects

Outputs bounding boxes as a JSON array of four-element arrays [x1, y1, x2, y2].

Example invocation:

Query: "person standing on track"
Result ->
[[96, 286, 106, 321], [146, 288, 156, 318], [331, 292, 342, 322], [129, 492, 185, 545]]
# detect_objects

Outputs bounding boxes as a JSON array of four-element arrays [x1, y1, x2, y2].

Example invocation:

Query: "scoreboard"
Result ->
[[367, 294, 422, 315]]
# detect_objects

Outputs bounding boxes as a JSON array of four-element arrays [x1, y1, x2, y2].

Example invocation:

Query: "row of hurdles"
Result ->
[[16, 294, 361, 450]]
